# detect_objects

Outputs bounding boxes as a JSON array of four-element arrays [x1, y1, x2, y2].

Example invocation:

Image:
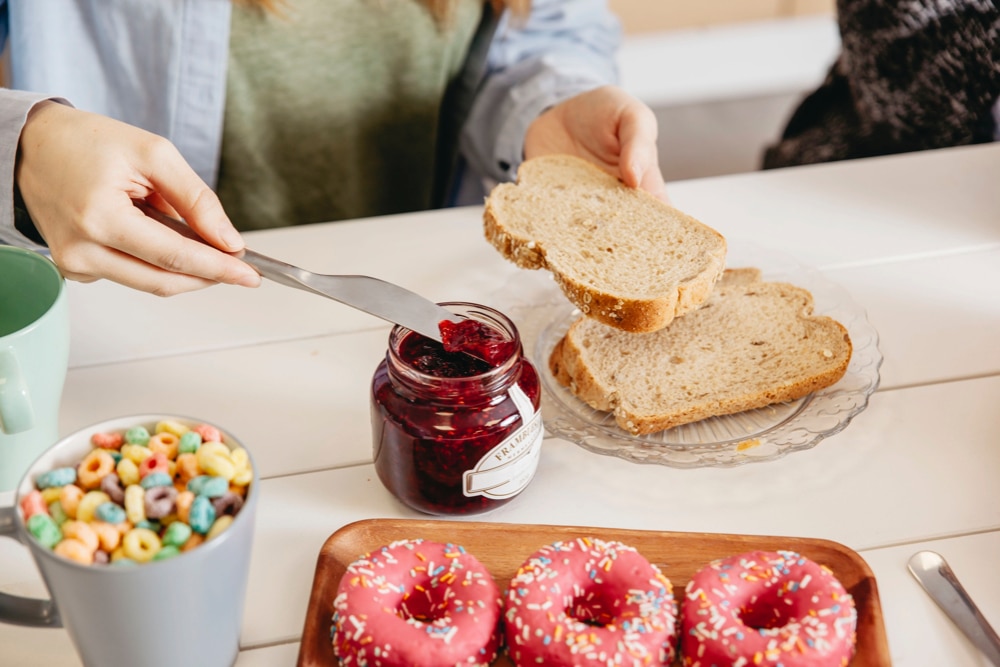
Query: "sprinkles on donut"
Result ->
[[504, 537, 678, 666], [331, 539, 502, 666], [681, 549, 858, 666]]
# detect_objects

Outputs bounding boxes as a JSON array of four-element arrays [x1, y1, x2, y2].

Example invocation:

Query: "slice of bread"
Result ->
[[484, 154, 727, 333], [548, 268, 853, 435]]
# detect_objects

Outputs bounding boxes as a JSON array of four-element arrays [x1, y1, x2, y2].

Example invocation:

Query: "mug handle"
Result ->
[[0, 506, 61, 627], [0, 348, 36, 434]]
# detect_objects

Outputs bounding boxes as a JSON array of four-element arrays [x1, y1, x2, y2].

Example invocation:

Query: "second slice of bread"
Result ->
[[548, 268, 853, 435], [484, 155, 727, 333]]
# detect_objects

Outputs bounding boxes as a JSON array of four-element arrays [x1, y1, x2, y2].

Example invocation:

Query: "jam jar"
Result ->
[[371, 302, 542, 515]]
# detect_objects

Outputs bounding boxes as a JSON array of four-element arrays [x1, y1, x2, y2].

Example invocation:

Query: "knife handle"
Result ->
[[135, 201, 314, 296], [239, 249, 313, 293]]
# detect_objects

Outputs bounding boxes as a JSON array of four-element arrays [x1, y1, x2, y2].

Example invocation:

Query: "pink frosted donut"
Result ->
[[332, 539, 502, 666], [681, 550, 858, 666], [505, 537, 678, 666]]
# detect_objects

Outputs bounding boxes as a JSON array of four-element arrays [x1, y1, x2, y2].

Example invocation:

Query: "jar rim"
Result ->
[[385, 301, 522, 393]]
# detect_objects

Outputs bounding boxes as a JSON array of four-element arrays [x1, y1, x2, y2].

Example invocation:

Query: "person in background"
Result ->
[[0, 0, 666, 295], [763, 0, 1000, 170]]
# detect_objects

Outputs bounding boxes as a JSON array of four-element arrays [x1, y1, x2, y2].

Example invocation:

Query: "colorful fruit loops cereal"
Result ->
[[19, 420, 253, 566]]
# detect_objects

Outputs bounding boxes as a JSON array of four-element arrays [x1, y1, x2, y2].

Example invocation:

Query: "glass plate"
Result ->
[[494, 239, 883, 468]]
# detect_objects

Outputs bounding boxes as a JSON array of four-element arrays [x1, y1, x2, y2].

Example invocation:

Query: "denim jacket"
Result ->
[[0, 0, 620, 249]]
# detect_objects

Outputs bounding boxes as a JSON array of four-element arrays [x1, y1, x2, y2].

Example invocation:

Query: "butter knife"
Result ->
[[238, 249, 460, 343], [138, 203, 459, 343], [908, 550, 1000, 665]]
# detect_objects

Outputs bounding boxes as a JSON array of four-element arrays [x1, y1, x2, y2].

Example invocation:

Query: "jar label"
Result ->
[[462, 384, 543, 500]]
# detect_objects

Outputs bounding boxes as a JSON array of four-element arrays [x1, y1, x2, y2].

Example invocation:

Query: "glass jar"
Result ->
[[371, 302, 542, 515]]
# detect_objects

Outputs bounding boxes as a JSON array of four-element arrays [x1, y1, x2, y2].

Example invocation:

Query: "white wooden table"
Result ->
[[2, 144, 999, 665]]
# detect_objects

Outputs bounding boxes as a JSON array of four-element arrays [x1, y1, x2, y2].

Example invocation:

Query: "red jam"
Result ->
[[371, 303, 542, 515], [397, 327, 495, 378], [439, 318, 515, 367]]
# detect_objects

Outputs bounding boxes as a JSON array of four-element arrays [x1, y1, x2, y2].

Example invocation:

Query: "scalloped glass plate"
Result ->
[[494, 239, 882, 468]]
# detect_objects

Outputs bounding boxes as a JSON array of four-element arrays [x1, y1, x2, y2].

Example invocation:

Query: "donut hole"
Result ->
[[738, 590, 794, 630], [740, 605, 790, 630], [398, 585, 450, 624], [568, 587, 621, 627]]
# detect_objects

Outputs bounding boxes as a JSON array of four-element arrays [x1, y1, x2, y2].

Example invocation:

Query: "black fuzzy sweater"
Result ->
[[763, 0, 1000, 169]]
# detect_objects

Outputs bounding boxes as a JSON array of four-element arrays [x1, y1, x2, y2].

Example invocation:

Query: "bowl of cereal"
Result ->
[[0, 414, 257, 667]]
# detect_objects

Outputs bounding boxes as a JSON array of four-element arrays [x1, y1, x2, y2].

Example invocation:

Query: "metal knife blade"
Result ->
[[136, 202, 459, 343], [239, 249, 459, 343], [908, 550, 1000, 665]]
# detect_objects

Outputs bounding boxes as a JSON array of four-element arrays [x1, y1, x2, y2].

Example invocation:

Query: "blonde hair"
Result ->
[[236, 0, 530, 20]]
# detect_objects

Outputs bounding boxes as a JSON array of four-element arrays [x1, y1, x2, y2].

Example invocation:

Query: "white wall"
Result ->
[[618, 15, 841, 183]]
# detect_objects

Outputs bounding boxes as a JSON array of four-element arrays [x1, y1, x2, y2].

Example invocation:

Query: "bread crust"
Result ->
[[547, 270, 853, 435], [483, 155, 727, 333]]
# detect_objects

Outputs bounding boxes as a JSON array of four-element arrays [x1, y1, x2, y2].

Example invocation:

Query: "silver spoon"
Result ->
[[908, 550, 1000, 665]]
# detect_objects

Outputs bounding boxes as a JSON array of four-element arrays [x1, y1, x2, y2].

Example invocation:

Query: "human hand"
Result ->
[[523, 85, 668, 202], [15, 101, 261, 296]]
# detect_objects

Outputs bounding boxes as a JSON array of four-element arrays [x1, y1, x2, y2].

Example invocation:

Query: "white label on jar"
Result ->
[[463, 384, 543, 500]]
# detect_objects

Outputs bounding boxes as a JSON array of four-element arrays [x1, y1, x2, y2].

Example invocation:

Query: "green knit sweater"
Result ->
[[217, 0, 482, 230]]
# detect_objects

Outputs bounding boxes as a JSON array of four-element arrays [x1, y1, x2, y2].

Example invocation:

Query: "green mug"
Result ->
[[0, 246, 69, 492]]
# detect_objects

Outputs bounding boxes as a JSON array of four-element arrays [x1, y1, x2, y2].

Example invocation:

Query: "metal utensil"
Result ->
[[908, 550, 1000, 665], [138, 203, 459, 343], [237, 250, 461, 343]]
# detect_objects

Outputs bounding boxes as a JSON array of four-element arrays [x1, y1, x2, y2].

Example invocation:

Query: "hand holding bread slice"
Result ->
[[484, 155, 852, 435], [484, 154, 726, 333]]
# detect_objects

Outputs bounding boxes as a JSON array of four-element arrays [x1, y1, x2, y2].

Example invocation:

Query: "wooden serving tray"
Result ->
[[298, 519, 891, 666]]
